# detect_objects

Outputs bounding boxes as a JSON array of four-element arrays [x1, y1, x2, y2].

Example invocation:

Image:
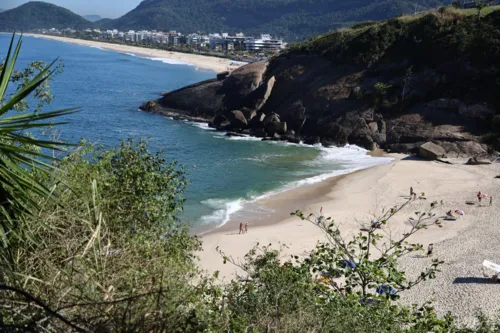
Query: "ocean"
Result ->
[[0, 34, 391, 231]]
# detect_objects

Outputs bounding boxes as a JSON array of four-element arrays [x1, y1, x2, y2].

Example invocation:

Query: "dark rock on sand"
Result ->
[[466, 157, 492, 165], [419, 142, 447, 160]]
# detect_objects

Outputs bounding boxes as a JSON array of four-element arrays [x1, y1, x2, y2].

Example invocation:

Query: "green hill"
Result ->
[[100, 0, 444, 40], [0, 1, 93, 31]]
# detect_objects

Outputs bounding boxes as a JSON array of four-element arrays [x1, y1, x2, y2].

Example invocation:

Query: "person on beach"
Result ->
[[446, 210, 453, 218], [410, 187, 415, 198], [490, 196, 493, 206], [477, 191, 482, 204], [426, 244, 434, 257], [239, 223, 243, 234], [244, 223, 249, 234]]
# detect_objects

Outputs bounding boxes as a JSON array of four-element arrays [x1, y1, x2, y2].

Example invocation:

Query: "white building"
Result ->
[[244, 34, 284, 52]]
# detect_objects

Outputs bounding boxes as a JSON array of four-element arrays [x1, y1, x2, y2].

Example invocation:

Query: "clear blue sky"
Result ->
[[2, 0, 142, 18]]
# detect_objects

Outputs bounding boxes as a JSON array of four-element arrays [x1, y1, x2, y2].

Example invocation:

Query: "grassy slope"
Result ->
[[291, 6, 500, 67]]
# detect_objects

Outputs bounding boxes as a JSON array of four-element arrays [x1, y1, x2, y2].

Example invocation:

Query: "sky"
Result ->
[[1, 0, 142, 18]]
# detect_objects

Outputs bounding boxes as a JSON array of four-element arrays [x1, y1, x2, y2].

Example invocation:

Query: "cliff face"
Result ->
[[141, 9, 500, 157]]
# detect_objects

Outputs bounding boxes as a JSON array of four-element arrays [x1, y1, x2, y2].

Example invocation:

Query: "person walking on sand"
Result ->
[[239, 222, 243, 235], [490, 196, 493, 206], [410, 187, 415, 199], [477, 191, 482, 205], [245, 223, 248, 234]]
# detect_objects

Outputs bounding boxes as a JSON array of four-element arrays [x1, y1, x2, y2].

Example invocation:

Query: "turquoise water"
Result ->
[[0, 34, 390, 230]]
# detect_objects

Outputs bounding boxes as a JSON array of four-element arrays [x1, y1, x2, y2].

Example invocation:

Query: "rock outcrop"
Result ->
[[139, 12, 500, 155]]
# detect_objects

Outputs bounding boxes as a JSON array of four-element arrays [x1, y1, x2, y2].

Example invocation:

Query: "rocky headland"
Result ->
[[140, 8, 500, 159]]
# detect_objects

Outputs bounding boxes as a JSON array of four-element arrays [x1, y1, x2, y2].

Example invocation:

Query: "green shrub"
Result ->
[[1, 140, 208, 332]]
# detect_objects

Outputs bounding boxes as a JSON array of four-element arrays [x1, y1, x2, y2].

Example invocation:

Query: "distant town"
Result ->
[[35, 27, 288, 62]]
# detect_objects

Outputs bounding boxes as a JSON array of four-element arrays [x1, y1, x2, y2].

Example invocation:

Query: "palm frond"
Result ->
[[0, 33, 79, 251]]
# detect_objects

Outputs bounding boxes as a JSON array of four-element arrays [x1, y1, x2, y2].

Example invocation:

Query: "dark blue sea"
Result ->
[[0, 34, 391, 231]]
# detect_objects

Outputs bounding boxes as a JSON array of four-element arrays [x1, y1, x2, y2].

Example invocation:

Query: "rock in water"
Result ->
[[226, 110, 248, 130], [217, 71, 230, 80], [419, 142, 446, 160], [248, 112, 266, 129], [213, 115, 231, 129]]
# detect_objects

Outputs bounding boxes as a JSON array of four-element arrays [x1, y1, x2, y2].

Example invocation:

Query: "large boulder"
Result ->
[[140, 78, 224, 120], [241, 108, 257, 121], [217, 71, 230, 80], [242, 76, 276, 111], [419, 142, 447, 160], [458, 103, 495, 119], [210, 115, 230, 129], [437, 141, 489, 158], [222, 61, 268, 111], [225, 110, 248, 130], [263, 113, 281, 125], [265, 121, 287, 136], [248, 112, 266, 129]]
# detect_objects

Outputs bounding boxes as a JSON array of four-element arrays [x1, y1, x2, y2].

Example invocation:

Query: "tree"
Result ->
[[2, 140, 207, 332], [294, 197, 443, 300], [475, 2, 487, 20]]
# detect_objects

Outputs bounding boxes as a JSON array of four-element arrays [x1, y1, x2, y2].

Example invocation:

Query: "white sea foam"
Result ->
[[223, 135, 262, 141], [199, 198, 243, 227], [90, 45, 103, 50], [190, 122, 216, 131], [146, 57, 194, 66], [197, 144, 393, 229], [121, 52, 137, 57]]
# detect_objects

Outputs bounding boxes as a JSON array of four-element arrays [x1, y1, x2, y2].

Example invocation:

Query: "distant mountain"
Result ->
[[83, 15, 103, 22], [0, 9, 5, 13], [100, 0, 444, 40], [95, 18, 114, 26], [0, 1, 93, 31]]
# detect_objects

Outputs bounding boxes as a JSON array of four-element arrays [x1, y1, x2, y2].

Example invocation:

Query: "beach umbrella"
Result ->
[[455, 210, 465, 216], [376, 285, 398, 295]]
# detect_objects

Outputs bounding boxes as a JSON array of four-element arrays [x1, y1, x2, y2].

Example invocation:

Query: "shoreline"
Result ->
[[198, 155, 500, 325], [183, 122, 393, 235], [23, 33, 247, 73]]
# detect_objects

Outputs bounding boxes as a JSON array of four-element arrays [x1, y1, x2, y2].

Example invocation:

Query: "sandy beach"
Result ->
[[199, 155, 500, 326], [25, 34, 246, 73]]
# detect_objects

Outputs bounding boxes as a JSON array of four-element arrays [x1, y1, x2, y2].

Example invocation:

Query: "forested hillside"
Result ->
[[0, 1, 93, 31], [101, 0, 444, 40]]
